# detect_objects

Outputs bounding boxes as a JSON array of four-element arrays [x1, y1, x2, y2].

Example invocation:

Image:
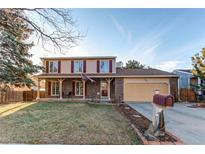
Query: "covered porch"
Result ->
[[36, 77, 115, 102]]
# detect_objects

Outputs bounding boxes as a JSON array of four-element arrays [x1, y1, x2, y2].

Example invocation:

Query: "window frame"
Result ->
[[100, 60, 109, 73], [75, 81, 83, 96], [51, 81, 59, 96], [74, 60, 84, 73], [49, 61, 58, 73]]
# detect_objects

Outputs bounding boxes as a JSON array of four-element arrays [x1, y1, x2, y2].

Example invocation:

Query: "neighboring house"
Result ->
[[172, 69, 201, 89], [36, 56, 179, 103]]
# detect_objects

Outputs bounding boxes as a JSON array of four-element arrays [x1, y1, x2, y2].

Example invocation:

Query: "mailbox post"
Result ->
[[150, 91, 174, 138], [152, 90, 159, 129]]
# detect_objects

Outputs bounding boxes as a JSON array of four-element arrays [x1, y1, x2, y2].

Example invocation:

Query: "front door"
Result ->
[[100, 80, 108, 99]]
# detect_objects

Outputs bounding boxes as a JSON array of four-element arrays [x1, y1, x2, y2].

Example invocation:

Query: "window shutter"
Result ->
[[71, 60, 74, 73], [83, 60, 86, 73], [72, 81, 75, 95], [48, 82, 51, 96], [109, 60, 112, 73], [58, 61, 61, 73], [97, 60, 100, 73], [46, 61, 49, 73]]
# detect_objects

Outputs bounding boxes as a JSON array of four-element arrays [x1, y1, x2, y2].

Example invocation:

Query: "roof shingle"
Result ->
[[36, 68, 178, 78], [116, 68, 177, 76]]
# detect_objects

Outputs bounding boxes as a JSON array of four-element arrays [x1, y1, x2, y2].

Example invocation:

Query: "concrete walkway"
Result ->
[[128, 102, 205, 144]]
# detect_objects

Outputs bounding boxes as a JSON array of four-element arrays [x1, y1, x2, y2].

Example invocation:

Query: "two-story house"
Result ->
[[36, 56, 179, 103]]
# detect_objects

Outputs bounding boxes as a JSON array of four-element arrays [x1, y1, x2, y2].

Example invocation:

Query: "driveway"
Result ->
[[128, 102, 205, 144]]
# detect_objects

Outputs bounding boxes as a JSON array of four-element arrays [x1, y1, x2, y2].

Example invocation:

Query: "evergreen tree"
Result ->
[[125, 60, 146, 69], [0, 9, 41, 90]]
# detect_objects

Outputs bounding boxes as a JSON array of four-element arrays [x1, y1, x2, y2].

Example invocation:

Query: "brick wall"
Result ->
[[62, 79, 73, 97], [110, 79, 115, 100], [86, 78, 115, 100], [45, 78, 115, 100], [86, 78, 101, 99], [115, 78, 124, 103]]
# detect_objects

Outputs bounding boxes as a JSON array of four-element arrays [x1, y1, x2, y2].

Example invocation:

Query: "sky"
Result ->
[[30, 8, 205, 72]]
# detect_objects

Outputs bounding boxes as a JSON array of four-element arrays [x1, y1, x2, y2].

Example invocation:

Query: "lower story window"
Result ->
[[75, 81, 83, 96], [51, 82, 59, 96]]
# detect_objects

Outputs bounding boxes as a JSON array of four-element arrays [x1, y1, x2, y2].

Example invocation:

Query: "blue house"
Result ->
[[172, 69, 200, 89]]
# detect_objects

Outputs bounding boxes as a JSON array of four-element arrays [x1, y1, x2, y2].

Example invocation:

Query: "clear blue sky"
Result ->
[[31, 9, 205, 72]]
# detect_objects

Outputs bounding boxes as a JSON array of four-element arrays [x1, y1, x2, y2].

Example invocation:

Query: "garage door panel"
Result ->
[[124, 83, 168, 102]]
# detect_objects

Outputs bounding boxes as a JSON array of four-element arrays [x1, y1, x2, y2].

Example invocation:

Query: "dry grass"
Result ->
[[0, 102, 141, 144]]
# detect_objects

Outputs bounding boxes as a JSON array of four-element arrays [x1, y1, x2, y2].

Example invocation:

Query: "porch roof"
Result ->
[[36, 68, 178, 79], [36, 73, 115, 78]]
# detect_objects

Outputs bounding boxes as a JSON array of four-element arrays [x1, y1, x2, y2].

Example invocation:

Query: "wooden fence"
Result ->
[[23, 91, 45, 101], [0, 89, 45, 103], [180, 88, 197, 102], [0, 89, 23, 103]]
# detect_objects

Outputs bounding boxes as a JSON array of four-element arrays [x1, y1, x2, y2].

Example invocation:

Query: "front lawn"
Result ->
[[0, 102, 141, 144]]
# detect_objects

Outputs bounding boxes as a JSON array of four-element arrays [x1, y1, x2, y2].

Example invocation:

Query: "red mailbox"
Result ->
[[153, 94, 174, 107]]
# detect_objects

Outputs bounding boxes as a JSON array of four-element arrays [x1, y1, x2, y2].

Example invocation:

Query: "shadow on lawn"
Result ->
[[0, 103, 34, 117], [0, 102, 81, 118]]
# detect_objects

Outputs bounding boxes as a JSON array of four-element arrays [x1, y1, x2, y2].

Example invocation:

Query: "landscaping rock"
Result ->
[[79, 124, 86, 131], [144, 133, 159, 141], [116, 103, 183, 144], [132, 114, 141, 118]]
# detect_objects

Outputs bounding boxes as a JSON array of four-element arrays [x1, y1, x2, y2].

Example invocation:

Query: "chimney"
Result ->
[[116, 61, 123, 68]]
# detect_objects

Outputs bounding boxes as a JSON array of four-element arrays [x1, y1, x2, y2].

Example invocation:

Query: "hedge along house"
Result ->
[[36, 56, 179, 103]]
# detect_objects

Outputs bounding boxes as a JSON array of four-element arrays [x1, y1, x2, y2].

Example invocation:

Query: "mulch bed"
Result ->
[[116, 103, 182, 144]]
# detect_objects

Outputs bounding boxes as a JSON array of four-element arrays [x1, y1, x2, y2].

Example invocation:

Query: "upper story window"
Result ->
[[74, 60, 83, 73], [49, 61, 58, 73], [100, 60, 109, 73]]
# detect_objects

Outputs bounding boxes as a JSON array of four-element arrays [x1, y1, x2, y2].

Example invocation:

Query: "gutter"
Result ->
[[35, 75, 179, 78]]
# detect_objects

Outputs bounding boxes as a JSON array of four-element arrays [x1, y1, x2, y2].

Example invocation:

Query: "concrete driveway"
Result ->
[[128, 102, 205, 144]]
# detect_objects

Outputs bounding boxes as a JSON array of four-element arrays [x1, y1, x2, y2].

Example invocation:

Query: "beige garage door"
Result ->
[[124, 83, 169, 102]]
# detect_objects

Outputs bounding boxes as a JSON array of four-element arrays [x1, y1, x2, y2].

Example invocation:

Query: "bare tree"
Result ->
[[0, 8, 83, 52]]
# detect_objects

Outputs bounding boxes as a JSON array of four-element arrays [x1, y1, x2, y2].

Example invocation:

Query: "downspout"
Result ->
[[177, 77, 180, 102]]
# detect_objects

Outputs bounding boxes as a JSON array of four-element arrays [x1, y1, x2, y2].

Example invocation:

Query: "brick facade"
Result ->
[[114, 78, 124, 103], [45, 78, 115, 100], [86, 78, 101, 99], [86, 78, 115, 100], [110, 79, 115, 100], [44, 77, 178, 102]]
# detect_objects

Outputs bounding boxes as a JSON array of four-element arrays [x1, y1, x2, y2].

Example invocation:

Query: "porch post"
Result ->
[[59, 79, 64, 100], [105, 78, 113, 101], [36, 78, 40, 100], [107, 79, 111, 100], [106, 78, 112, 100], [83, 80, 86, 100]]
